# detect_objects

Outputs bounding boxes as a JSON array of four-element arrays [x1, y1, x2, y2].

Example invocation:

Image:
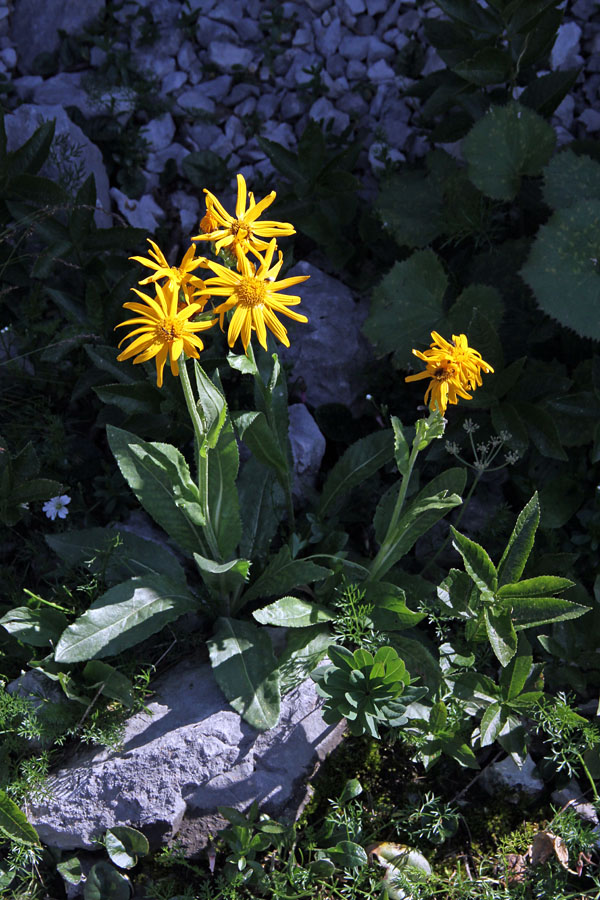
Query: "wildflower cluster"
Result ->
[[445, 420, 519, 472], [116, 174, 309, 387]]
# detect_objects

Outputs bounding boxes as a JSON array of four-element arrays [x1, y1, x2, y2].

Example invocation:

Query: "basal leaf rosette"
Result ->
[[520, 199, 600, 341]]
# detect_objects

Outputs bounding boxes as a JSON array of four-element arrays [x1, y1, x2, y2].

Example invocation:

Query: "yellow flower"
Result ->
[[115, 282, 216, 388], [202, 238, 309, 352], [129, 239, 209, 305], [192, 173, 295, 262], [405, 331, 494, 414]]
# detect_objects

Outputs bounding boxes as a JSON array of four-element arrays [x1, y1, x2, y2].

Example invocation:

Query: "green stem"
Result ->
[[576, 751, 599, 804], [179, 356, 220, 560], [421, 469, 482, 579], [368, 440, 421, 583]]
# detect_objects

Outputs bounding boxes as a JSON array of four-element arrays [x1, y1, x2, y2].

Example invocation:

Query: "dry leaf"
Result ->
[[504, 853, 528, 884], [529, 830, 575, 873]]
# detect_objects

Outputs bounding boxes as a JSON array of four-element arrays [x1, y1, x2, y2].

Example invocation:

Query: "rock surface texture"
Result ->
[[27, 657, 345, 852]]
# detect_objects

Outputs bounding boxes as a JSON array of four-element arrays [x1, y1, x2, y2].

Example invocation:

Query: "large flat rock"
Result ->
[[28, 657, 345, 851]]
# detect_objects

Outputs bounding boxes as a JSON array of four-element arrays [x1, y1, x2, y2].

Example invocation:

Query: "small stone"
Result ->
[[344, 0, 366, 13], [235, 96, 257, 117], [196, 20, 237, 48], [315, 17, 342, 57], [32, 72, 94, 116], [550, 21, 583, 69], [177, 88, 216, 114], [366, 36, 395, 62], [337, 91, 368, 116], [224, 115, 246, 149], [379, 0, 403, 31], [422, 45, 445, 76], [553, 93, 575, 130], [10, 0, 104, 73], [90, 46, 107, 67], [110, 188, 164, 232], [369, 141, 405, 172], [288, 404, 326, 498], [367, 58, 395, 83], [481, 754, 544, 801], [208, 41, 253, 71], [292, 26, 314, 48], [579, 108, 600, 132], [233, 19, 263, 42], [306, 0, 330, 11], [326, 54, 347, 78], [262, 120, 296, 148], [146, 143, 188, 175], [256, 92, 281, 119], [227, 83, 259, 105], [366, 0, 388, 13], [162, 71, 187, 94], [170, 190, 201, 233], [202, 75, 233, 99], [141, 112, 176, 152], [355, 14, 376, 36], [340, 34, 369, 59], [309, 96, 350, 134], [346, 58, 367, 80], [0, 46, 15, 68]]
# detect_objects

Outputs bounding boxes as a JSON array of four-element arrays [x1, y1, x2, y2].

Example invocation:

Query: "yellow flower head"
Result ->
[[202, 238, 309, 352], [405, 331, 494, 414], [115, 282, 216, 388], [129, 239, 210, 306], [192, 173, 295, 262]]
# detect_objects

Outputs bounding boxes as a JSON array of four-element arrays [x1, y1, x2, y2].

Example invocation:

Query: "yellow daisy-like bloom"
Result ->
[[405, 331, 494, 415], [129, 239, 209, 306], [115, 282, 216, 388], [192, 173, 295, 262], [203, 238, 309, 352]]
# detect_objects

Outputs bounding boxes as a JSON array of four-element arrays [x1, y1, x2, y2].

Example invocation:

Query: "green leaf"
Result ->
[[504, 595, 590, 629], [105, 825, 149, 869], [391, 416, 410, 476], [413, 410, 447, 451], [497, 493, 539, 586], [82, 661, 134, 708], [232, 411, 288, 486], [491, 401, 529, 455], [363, 250, 448, 366], [238, 457, 286, 559], [375, 170, 444, 247], [243, 546, 332, 605], [499, 633, 532, 701], [480, 702, 504, 746], [318, 429, 393, 518], [193, 362, 227, 455], [107, 425, 205, 555], [339, 779, 363, 804], [0, 790, 40, 845], [47, 527, 188, 587], [54, 575, 195, 663], [451, 528, 497, 595], [497, 576, 574, 599], [227, 350, 258, 376], [485, 607, 517, 666], [207, 419, 241, 559], [429, 700, 448, 733], [93, 383, 162, 417], [256, 135, 306, 184], [434, 0, 501, 34], [0, 606, 67, 647], [365, 582, 426, 630], [463, 102, 555, 200], [520, 200, 600, 341], [193, 554, 250, 600], [84, 862, 130, 900], [57, 856, 82, 885], [7, 120, 54, 178], [453, 47, 511, 85], [518, 402, 568, 461], [253, 596, 334, 628], [208, 617, 280, 731], [277, 624, 333, 694], [328, 841, 368, 868], [520, 69, 579, 119], [8, 174, 68, 204], [440, 735, 479, 769], [543, 149, 600, 210]]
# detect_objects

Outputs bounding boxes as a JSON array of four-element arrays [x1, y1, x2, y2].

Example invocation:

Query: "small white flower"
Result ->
[[43, 495, 71, 521]]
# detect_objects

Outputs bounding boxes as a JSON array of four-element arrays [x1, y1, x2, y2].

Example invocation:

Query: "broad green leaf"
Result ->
[[543, 149, 600, 210], [463, 102, 555, 201], [453, 47, 511, 85], [429, 700, 448, 733], [193, 554, 250, 601], [0, 606, 67, 647], [365, 582, 426, 630], [84, 862, 130, 900], [497, 493, 539, 586], [440, 735, 479, 769], [0, 790, 40, 845], [105, 825, 149, 869], [318, 429, 393, 518], [520, 200, 600, 341], [435, 0, 501, 33], [47, 527, 187, 586], [517, 401, 567, 461], [504, 595, 590, 629], [243, 546, 332, 604], [193, 362, 227, 454], [227, 350, 258, 376], [391, 416, 410, 476], [480, 702, 504, 746], [520, 69, 579, 119], [328, 841, 368, 868], [375, 170, 444, 247], [93, 382, 162, 417], [238, 457, 285, 559], [437, 568, 475, 618], [85, 344, 137, 384], [453, 672, 500, 711], [107, 426, 205, 555], [253, 596, 334, 628], [491, 401, 529, 454], [497, 576, 574, 599], [57, 856, 82, 884], [232, 411, 288, 485], [277, 624, 333, 694], [499, 634, 532, 701], [389, 636, 442, 692], [208, 617, 280, 731], [207, 419, 241, 559], [451, 528, 497, 595], [339, 779, 363, 803], [363, 250, 448, 366], [413, 410, 446, 450], [7, 120, 54, 178], [485, 607, 517, 666], [54, 575, 195, 663], [82, 661, 134, 708]]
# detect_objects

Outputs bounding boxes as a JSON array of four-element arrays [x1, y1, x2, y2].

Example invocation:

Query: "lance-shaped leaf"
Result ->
[[0, 790, 40, 844], [318, 429, 393, 518], [391, 416, 410, 476], [194, 554, 250, 600], [451, 528, 497, 596], [497, 575, 574, 599], [208, 617, 280, 731], [0, 606, 67, 647], [278, 624, 333, 694], [82, 661, 134, 708], [194, 361, 227, 455], [243, 545, 332, 604], [54, 575, 195, 662], [107, 426, 205, 555], [238, 457, 285, 559], [485, 607, 517, 666], [207, 419, 241, 559], [499, 634, 532, 701], [253, 596, 334, 628], [497, 493, 540, 586], [232, 410, 289, 486], [501, 595, 590, 630], [480, 702, 504, 747]]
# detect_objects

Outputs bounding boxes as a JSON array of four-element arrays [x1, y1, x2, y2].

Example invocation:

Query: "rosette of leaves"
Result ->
[[312, 645, 424, 739]]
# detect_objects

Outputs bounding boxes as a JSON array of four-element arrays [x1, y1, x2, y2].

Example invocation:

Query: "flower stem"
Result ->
[[368, 441, 420, 583], [179, 355, 221, 560], [421, 469, 481, 579]]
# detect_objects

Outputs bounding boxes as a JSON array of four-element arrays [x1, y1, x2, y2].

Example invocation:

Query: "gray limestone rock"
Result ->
[[110, 188, 164, 232], [551, 21, 583, 70], [27, 657, 345, 852], [208, 41, 254, 72], [11, 0, 105, 73], [3, 104, 111, 226], [481, 754, 544, 801], [288, 403, 327, 498], [279, 262, 370, 409]]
